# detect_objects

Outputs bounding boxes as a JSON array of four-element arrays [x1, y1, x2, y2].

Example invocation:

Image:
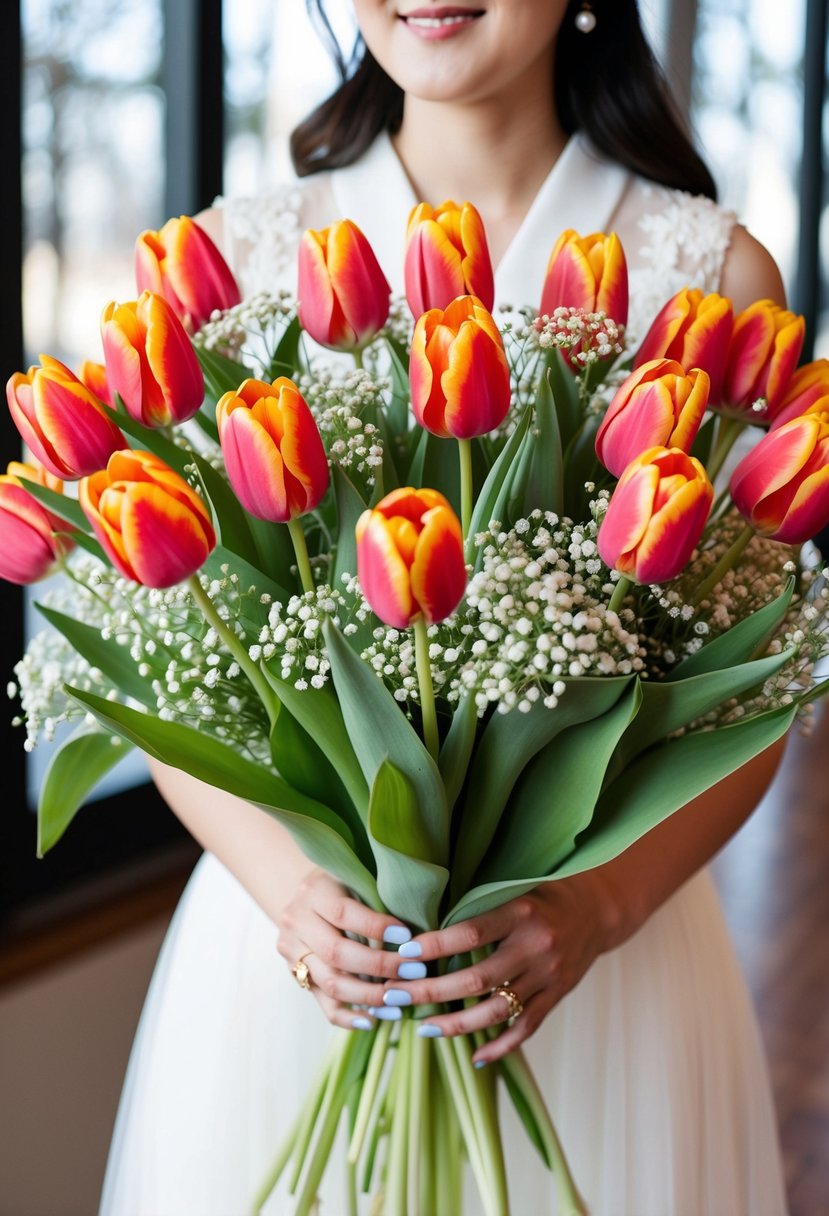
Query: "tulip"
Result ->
[[405, 200, 494, 317], [79, 449, 215, 588], [597, 446, 713, 585], [135, 215, 241, 332], [769, 358, 829, 430], [719, 299, 804, 419], [7, 355, 126, 481], [78, 360, 113, 407], [0, 462, 74, 585], [595, 359, 710, 478], [101, 291, 205, 428], [634, 288, 733, 402], [729, 413, 829, 543], [540, 229, 628, 327], [356, 487, 466, 629], [297, 219, 390, 351]]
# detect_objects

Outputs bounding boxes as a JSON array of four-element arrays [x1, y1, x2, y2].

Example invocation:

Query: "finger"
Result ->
[[284, 913, 404, 981], [305, 954, 391, 1009], [411, 974, 532, 1040], [312, 989, 379, 1033], [380, 946, 525, 1007], [405, 899, 533, 964], [470, 992, 550, 1065], [313, 884, 414, 948]]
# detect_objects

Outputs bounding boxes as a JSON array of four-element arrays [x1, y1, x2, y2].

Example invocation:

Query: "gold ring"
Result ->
[[291, 951, 313, 990], [491, 984, 523, 1026]]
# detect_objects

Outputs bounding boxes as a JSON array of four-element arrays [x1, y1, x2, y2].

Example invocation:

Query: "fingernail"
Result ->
[[351, 1016, 374, 1031], [383, 925, 412, 946], [416, 1024, 442, 1038], [383, 988, 413, 1007], [397, 940, 422, 958], [368, 1005, 402, 1021], [474, 1059, 488, 1070], [397, 961, 427, 980]]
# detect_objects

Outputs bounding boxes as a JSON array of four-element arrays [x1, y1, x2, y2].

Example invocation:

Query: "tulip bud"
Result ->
[[409, 295, 511, 439], [730, 413, 829, 544], [0, 462, 74, 585], [79, 449, 215, 588], [101, 291, 205, 429], [356, 487, 466, 629], [77, 360, 113, 407], [135, 215, 241, 332], [7, 355, 126, 481], [769, 358, 829, 430], [595, 359, 710, 478], [216, 377, 329, 522], [540, 229, 629, 327], [720, 299, 805, 420], [405, 200, 494, 317], [634, 288, 733, 402], [597, 446, 713, 584], [297, 219, 390, 351]]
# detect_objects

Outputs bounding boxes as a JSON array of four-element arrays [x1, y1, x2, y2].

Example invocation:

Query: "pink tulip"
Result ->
[[297, 220, 390, 351], [719, 299, 804, 419], [540, 229, 628, 327], [769, 359, 829, 430], [0, 462, 74, 585], [135, 215, 241, 332], [730, 413, 829, 543], [634, 288, 733, 403], [405, 200, 494, 317]]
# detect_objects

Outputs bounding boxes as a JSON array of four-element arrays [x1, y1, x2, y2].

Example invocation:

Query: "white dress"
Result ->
[[100, 134, 789, 1216]]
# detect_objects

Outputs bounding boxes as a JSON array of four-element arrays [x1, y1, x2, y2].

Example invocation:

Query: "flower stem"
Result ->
[[287, 517, 315, 595], [347, 1019, 393, 1164], [413, 615, 439, 761], [706, 415, 745, 483], [187, 575, 279, 727], [352, 347, 365, 372], [608, 574, 633, 615], [458, 437, 473, 539], [692, 523, 755, 606]]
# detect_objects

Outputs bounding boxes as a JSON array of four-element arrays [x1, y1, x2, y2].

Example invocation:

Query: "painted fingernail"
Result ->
[[397, 940, 422, 958], [474, 1059, 488, 1070], [416, 1024, 442, 1038], [383, 925, 412, 946], [397, 961, 427, 980], [383, 988, 413, 1007], [351, 1016, 374, 1031], [368, 1005, 402, 1021]]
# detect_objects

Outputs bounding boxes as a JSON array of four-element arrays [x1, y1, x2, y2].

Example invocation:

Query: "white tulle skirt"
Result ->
[[99, 854, 788, 1216]]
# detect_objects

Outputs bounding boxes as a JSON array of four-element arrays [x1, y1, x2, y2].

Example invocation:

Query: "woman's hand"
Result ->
[[276, 869, 413, 1031]]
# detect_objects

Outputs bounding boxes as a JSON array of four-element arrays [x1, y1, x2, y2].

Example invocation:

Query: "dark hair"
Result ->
[[291, 1, 717, 202]]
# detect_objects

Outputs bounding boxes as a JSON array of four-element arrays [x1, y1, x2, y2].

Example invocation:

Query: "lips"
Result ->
[[399, 6, 485, 27]]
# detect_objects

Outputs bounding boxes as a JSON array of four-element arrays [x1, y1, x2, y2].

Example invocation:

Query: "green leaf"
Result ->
[[438, 693, 479, 813], [368, 759, 449, 930], [332, 466, 368, 587], [195, 344, 253, 402], [265, 315, 302, 380], [544, 349, 581, 451], [668, 579, 794, 680], [523, 369, 563, 517], [35, 604, 156, 706], [62, 530, 108, 564], [324, 619, 449, 865], [690, 411, 717, 468], [561, 414, 609, 520], [202, 544, 292, 629], [20, 480, 90, 533], [383, 333, 413, 438], [37, 725, 134, 855], [465, 405, 532, 564]]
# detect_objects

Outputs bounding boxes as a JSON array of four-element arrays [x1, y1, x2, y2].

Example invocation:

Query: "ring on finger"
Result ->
[[291, 950, 314, 991], [490, 982, 523, 1026]]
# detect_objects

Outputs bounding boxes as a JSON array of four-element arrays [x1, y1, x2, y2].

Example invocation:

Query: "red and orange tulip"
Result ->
[[297, 220, 390, 351], [595, 359, 710, 478], [79, 449, 215, 588], [720, 299, 804, 419], [634, 288, 733, 401], [405, 201, 494, 317], [135, 215, 241, 333], [729, 413, 829, 544], [77, 360, 113, 408], [101, 291, 205, 429], [597, 447, 713, 584], [409, 296, 511, 439], [0, 462, 74, 585], [6, 355, 125, 480], [356, 487, 466, 629], [769, 358, 829, 430], [540, 229, 628, 327], [216, 377, 329, 522]]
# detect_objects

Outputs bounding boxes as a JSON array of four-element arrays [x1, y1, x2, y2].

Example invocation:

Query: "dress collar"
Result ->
[[330, 130, 632, 308]]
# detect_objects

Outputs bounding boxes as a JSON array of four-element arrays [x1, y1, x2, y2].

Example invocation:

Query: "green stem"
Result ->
[[287, 517, 315, 595], [293, 1034, 358, 1216], [187, 576, 280, 727], [348, 1019, 393, 1164], [386, 1018, 411, 1216], [458, 437, 473, 539], [452, 1035, 509, 1216], [408, 1021, 430, 1216], [608, 575, 633, 615], [413, 616, 439, 761], [352, 347, 365, 372], [692, 523, 755, 606], [706, 415, 745, 483]]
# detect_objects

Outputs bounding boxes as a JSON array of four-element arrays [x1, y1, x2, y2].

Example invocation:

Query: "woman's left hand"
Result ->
[[382, 869, 624, 1065]]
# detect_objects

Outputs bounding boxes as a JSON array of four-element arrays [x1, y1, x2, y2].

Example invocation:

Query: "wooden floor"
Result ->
[[711, 703, 829, 1216]]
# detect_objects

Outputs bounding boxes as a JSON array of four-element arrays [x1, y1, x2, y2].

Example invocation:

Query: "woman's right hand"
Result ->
[[276, 870, 411, 1030]]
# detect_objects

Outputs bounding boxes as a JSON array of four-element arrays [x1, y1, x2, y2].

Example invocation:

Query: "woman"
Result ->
[[101, 2, 790, 1212]]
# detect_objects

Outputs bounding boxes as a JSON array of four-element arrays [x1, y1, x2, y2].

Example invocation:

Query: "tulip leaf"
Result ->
[[368, 758, 449, 930], [195, 344, 253, 404], [562, 414, 611, 519], [544, 349, 581, 451], [450, 676, 635, 898], [62, 530, 108, 564], [192, 406, 220, 446], [476, 678, 642, 882], [20, 480, 91, 533], [35, 604, 157, 707], [384, 333, 413, 438], [37, 724, 134, 855], [438, 692, 479, 813], [332, 466, 368, 589], [443, 700, 797, 926], [690, 412, 717, 470], [244, 515, 299, 588], [265, 315, 302, 381], [465, 404, 532, 564], [667, 578, 794, 680], [323, 619, 449, 866], [523, 369, 563, 517]]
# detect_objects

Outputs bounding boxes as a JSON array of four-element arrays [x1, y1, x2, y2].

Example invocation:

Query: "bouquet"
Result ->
[[6, 203, 829, 1216]]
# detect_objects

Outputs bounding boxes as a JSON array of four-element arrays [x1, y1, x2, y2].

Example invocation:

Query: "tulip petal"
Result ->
[[767, 463, 829, 543], [724, 302, 775, 407], [357, 511, 415, 629], [410, 505, 466, 624], [405, 222, 464, 318], [541, 237, 597, 315], [220, 408, 291, 521], [120, 483, 214, 588], [442, 320, 511, 439], [730, 419, 819, 516], [597, 464, 660, 570], [327, 221, 390, 346], [31, 374, 124, 478], [634, 477, 712, 583], [595, 233, 629, 327], [298, 231, 348, 347]]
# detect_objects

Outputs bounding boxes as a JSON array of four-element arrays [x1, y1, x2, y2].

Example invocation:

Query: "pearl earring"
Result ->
[[575, 2, 597, 33]]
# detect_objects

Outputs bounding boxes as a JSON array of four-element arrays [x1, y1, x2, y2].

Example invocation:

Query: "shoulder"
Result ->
[[719, 224, 786, 309]]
